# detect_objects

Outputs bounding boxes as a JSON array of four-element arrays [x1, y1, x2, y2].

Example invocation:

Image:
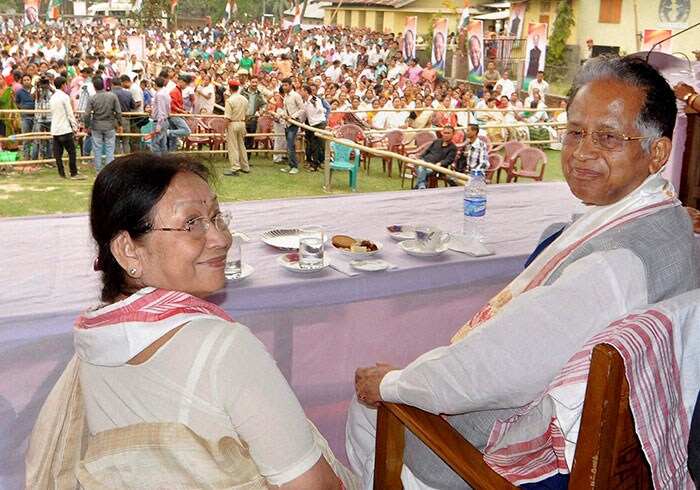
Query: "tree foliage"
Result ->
[[545, 0, 575, 68]]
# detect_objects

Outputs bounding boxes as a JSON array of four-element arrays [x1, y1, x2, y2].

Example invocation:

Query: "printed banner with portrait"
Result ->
[[404, 16, 417, 61], [524, 22, 548, 90], [642, 29, 672, 54], [24, 0, 39, 27], [431, 17, 448, 75], [508, 2, 525, 38], [467, 20, 483, 83]]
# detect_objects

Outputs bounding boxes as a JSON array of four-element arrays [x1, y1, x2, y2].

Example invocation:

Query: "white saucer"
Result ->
[[398, 239, 449, 257], [386, 224, 414, 241], [277, 253, 331, 273], [350, 259, 390, 272], [225, 263, 254, 282]]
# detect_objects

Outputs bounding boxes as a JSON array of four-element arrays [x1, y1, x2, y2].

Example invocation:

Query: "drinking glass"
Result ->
[[298, 225, 324, 269], [225, 241, 242, 279]]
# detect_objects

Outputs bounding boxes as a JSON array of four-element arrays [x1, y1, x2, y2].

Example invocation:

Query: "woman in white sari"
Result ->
[[26, 153, 357, 490]]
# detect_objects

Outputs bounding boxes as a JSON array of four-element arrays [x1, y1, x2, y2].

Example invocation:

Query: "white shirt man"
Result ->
[[324, 62, 342, 83], [496, 71, 517, 98], [528, 72, 549, 99]]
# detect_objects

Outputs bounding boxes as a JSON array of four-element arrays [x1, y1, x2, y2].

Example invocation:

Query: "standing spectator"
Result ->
[[528, 71, 549, 99], [49, 76, 84, 179], [110, 76, 135, 156], [76, 67, 96, 158], [496, 70, 516, 98], [194, 74, 215, 114], [270, 89, 288, 164], [301, 84, 326, 172], [240, 75, 267, 149], [123, 74, 143, 152], [223, 79, 249, 176], [33, 76, 54, 161], [167, 74, 191, 153], [14, 74, 35, 161], [279, 77, 305, 175], [84, 77, 123, 173], [0, 77, 19, 149], [150, 76, 171, 156]]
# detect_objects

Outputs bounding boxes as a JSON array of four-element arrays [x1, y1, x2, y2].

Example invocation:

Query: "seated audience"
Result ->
[[413, 125, 457, 189]]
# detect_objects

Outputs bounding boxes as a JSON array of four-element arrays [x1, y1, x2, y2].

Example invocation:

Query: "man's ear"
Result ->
[[648, 136, 672, 175], [110, 231, 143, 278]]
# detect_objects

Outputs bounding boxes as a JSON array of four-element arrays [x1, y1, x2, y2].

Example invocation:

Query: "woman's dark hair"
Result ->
[[90, 153, 210, 303]]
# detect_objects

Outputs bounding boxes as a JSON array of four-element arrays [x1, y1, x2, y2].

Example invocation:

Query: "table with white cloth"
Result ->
[[0, 182, 580, 489]]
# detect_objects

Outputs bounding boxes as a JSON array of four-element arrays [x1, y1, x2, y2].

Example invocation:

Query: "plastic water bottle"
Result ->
[[463, 169, 486, 240]]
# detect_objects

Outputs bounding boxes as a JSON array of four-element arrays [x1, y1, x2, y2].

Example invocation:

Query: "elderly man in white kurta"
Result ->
[[346, 56, 700, 489]]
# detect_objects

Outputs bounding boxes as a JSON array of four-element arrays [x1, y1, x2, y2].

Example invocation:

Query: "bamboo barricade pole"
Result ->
[[279, 116, 471, 192]]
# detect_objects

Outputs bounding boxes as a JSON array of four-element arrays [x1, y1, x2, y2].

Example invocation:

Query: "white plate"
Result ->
[[398, 239, 449, 257], [260, 229, 327, 251], [277, 253, 331, 273], [225, 263, 254, 282], [333, 240, 383, 259], [350, 259, 390, 272], [386, 224, 414, 241]]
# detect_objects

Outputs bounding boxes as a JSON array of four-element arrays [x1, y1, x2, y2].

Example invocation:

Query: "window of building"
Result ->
[[599, 0, 622, 23]]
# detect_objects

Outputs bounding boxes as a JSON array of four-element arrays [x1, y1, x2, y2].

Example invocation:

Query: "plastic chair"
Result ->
[[374, 129, 405, 178], [253, 115, 275, 158], [507, 147, 548, 182], [478, 134, 493, 153], [402, 140, 434, 189], [140, 119, 154, 151], [490, 141, 526, 183], [485, 153, 503, 184], [182, 117, 210, 151], [207, 118, 227, 153], [330, 139, 360, 191], [413, 130, 437, 148]]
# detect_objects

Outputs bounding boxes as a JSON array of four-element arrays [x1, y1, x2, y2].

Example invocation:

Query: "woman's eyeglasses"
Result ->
[[151, 212, 232, 239]]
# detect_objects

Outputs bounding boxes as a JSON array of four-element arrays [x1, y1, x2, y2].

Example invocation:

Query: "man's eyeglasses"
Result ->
[[150, 212, 232, 239], [562, 128, 651, 152]]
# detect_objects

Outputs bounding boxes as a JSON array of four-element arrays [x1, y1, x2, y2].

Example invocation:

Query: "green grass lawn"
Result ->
[[0, 150, 565, 218]]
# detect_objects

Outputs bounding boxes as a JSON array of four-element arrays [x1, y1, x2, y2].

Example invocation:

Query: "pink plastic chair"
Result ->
[[485, 153, 503, 184], [507, 147, 548, 182], [403, 140, 434, 189], [373, 129, 406, 178], [490, 140, 526, 183]]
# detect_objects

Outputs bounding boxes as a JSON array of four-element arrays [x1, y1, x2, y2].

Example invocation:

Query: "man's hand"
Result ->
[[355, 363, 400, 407], [117, 125, 123, 134], [685, 206, 700, 234]]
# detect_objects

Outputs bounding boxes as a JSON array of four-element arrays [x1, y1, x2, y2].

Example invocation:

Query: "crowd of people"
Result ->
[[0, 16, 564, 180]]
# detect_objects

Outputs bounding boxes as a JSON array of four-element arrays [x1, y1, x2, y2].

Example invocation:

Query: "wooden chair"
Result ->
[[374, 343, 652, 490], [489, 141, 526, 183], [507, 147, 548, 183], [402, 141, 433, 189]]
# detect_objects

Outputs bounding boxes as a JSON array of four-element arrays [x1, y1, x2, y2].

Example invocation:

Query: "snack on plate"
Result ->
[[332, 235, 378, 252], [332, 234, 356, 249]]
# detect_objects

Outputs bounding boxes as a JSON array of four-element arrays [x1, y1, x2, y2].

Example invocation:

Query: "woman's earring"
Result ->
[[129, 268, 137, 276]]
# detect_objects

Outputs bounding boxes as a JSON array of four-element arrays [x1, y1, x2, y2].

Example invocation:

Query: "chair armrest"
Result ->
[[375, 403, 516, 490]]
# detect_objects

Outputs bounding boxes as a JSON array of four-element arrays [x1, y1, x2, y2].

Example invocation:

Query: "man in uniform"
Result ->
[[223, 79, 249, 177]]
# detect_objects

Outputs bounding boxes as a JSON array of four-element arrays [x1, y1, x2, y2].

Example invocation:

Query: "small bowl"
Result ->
[[332, 240, 383, 260]]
